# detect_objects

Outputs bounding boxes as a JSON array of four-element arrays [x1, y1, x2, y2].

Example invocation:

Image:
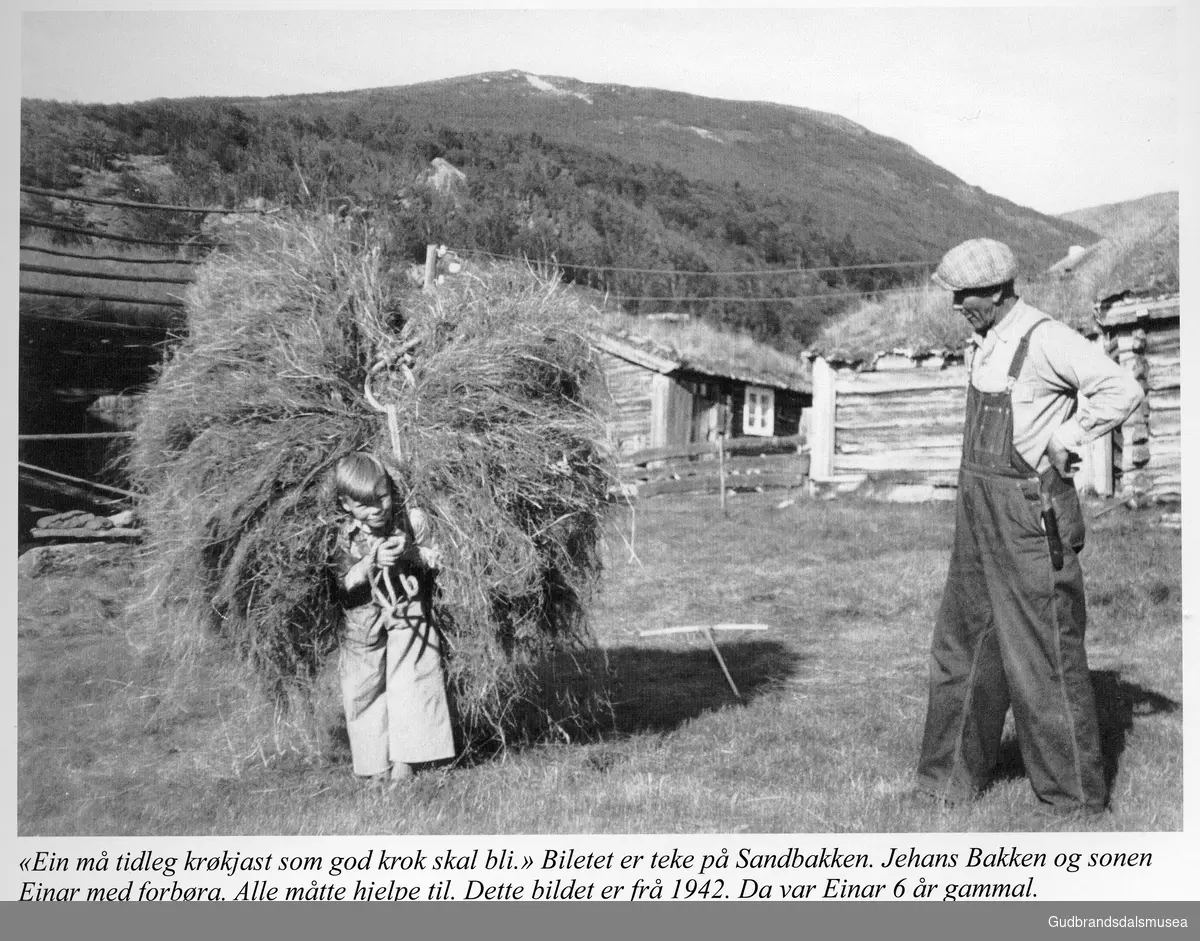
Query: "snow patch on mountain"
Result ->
[[522, 72, 593, 104]]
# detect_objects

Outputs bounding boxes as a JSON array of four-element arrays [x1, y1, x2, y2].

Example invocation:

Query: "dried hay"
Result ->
[[126, 214, 617, 756]]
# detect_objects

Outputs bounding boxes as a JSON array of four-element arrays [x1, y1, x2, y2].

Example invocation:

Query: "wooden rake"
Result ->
[[638, 624, 769, 700]]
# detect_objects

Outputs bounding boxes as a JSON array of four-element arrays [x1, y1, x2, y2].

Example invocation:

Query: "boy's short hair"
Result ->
[[334, 452, 392, 504]]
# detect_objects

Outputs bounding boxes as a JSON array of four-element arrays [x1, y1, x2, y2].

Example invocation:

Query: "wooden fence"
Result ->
[[619, 434, 808, 498]]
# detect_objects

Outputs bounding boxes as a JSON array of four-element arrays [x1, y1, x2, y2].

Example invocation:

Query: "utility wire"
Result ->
[[441, 243, 1080, 304], [450, 244, 1071, 278], [593, 287, 930, 303], [453, 246, 935, 276]]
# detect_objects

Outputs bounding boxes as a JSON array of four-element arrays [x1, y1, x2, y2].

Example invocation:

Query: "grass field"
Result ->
[[17, 492, 1182, 835]]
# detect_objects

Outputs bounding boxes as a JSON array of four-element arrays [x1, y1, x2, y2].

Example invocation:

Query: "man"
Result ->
[[915, 237, 1143, 815]]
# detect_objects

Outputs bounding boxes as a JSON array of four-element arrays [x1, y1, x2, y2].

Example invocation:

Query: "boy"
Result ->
[[332, 451, 455, 787]]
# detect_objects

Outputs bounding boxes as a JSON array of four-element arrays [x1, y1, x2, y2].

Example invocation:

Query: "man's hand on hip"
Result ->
[[1047, 438, 1081, 478]]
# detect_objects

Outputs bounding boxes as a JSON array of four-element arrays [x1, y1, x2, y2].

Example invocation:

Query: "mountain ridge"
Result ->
[[205, 68, 1092, 261], [22, 70, 1103, 347], [1057, 190, 1177, 239]]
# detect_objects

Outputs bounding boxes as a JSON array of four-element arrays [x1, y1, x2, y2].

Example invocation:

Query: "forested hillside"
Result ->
[[20, 71, 1099, 349]]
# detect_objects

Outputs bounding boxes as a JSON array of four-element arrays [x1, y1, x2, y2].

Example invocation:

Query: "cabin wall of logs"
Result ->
[[599, 348, 659, 457], [808, 294, 1181, 504], [593, 334, 811, 491], [1098, 295, 1181, 502], [807, 352, 966, 501]]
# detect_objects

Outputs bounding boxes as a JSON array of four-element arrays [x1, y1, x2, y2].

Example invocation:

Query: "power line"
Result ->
[[598, 287, 931, 303], [450, 244, 1071, 278], [454, 246, 934, 277], [446, 244, 1076, 305]]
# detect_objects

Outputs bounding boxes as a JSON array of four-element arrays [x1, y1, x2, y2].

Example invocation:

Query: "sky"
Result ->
[[10, 3, 1192, 216]]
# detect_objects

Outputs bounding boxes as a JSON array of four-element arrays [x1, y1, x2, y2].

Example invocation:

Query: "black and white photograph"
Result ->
[[10, 4, 1191, 912]]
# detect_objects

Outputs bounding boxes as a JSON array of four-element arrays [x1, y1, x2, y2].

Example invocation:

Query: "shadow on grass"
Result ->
[[444, 639, 804, 771], [992, 668, 1181, 789], [603, 639, 803, 737], [1093, 669, 1181, 788]]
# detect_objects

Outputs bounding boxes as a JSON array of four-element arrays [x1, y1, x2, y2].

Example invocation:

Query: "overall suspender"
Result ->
[[962, 318, 1050, 477]]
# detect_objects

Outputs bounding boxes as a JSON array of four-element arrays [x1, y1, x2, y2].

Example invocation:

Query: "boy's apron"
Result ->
[[916, 319, 1105, 812], [339, 520, 455, 773]]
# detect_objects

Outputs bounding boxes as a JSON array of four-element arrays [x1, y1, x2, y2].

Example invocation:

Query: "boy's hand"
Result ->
[[374, 535, 407, 568], [418, 545, 443, 570]]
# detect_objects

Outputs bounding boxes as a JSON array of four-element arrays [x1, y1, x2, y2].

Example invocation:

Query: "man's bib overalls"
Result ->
[[916, 320, 1106, 813]]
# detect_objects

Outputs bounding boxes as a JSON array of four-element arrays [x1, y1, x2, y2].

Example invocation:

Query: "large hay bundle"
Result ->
[[127, 214, 616, 750]]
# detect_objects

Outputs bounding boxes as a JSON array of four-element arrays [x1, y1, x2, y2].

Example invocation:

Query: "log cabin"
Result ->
[[1092, 292, 1181, 502], [591, 329, 811, 458], [805, 346, 968, 502], [804, 322, 1167, 505]]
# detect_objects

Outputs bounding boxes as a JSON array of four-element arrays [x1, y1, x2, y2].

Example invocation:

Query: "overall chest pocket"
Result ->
[[968, 397, 1014, 463]]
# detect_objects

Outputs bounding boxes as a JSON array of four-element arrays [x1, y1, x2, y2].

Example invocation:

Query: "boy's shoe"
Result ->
[[362, 770, 391, 789], [388, 763, 414, 790]]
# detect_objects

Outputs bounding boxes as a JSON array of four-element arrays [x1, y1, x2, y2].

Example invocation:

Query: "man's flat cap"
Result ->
[[931, 238, 1018, 291]]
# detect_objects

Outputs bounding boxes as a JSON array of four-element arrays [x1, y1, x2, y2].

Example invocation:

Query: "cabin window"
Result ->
[[743, 385, 775, 437]]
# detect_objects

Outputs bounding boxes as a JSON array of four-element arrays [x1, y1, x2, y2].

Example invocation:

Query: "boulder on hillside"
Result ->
[[424, 157, 468, 196]]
